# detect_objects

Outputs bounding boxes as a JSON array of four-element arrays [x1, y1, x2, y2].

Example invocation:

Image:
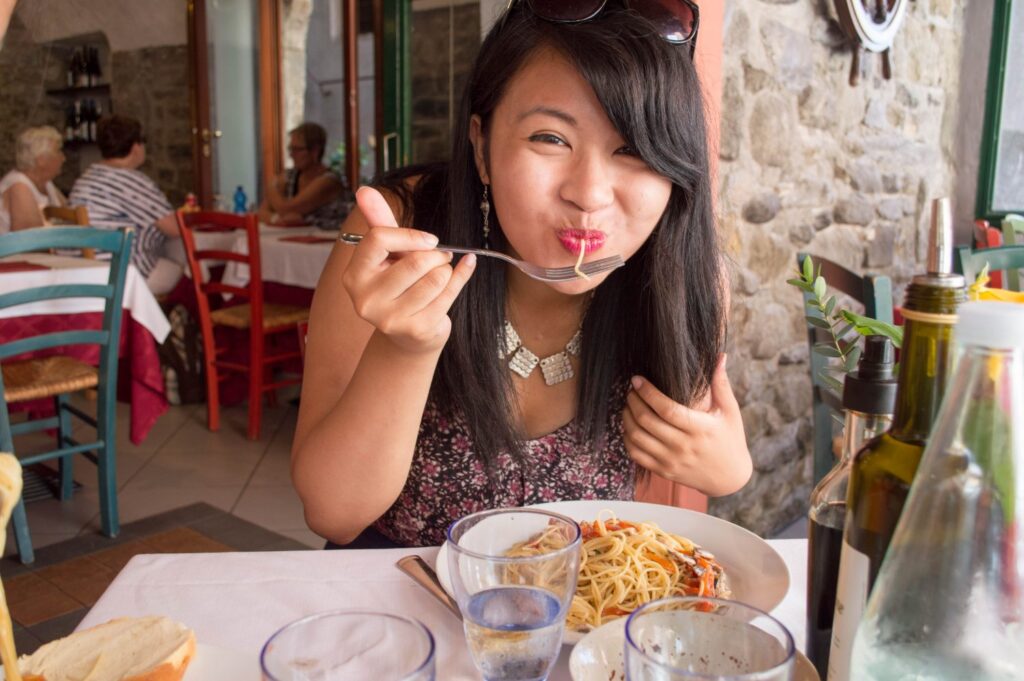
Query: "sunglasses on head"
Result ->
[[508, 0, 699, 56]]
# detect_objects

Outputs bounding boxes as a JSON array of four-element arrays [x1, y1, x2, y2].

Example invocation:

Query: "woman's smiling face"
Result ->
[[470, 45, 673, 293]]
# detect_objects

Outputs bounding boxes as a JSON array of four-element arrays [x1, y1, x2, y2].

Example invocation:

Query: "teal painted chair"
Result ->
[[0, 226, 133, 564], [797, 254, 894, 484], [954, 242, 1024, 293]]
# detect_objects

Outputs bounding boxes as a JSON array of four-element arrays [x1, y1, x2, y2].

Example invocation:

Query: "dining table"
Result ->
[[77, 538, 807, 680], [0, 252, 171, 445]]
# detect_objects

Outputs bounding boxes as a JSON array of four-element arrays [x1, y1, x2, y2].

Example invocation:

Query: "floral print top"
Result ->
[[374, 383, 636, 546]]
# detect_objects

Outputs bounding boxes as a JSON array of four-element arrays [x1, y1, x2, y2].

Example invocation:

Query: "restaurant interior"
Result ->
[[0, 0, 1022, 679]]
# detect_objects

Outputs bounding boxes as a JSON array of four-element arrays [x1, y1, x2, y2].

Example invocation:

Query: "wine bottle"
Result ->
[[827, 197, 966, 681], [806, 336, 896, 680]]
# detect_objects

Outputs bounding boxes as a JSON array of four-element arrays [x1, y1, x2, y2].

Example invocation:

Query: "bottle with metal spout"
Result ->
[[826, 197, 966, 681], [850, 301, 1024, 680], [806, 335, 897, 680]]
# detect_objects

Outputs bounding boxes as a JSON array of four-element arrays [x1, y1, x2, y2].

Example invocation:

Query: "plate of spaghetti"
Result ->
[[436, 500, 789, 645]]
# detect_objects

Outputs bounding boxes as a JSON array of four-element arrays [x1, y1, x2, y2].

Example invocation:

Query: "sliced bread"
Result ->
[[17, 616, 195, 681]]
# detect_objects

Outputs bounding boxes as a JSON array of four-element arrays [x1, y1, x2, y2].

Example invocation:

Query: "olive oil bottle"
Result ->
[[826, 198, 966, 681]]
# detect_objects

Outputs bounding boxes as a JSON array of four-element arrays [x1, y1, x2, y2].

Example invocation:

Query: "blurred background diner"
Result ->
[[258, 121, 354, 229], [0, 126, 66, 233], [0, 0, 1022, 673]]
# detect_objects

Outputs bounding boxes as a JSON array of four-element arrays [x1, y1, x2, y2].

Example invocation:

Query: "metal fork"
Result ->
[[338, 232, 624, 282]]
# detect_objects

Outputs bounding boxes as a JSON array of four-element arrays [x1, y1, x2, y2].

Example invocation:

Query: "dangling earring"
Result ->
[[480, 184, 491, 248]]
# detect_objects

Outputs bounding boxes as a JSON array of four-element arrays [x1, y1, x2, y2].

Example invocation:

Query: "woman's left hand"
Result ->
[[622, 354, 752, 496]]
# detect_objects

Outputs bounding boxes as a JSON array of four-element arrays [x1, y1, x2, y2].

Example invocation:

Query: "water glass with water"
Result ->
[[260, 610, 436, 680], [624, 596, 795, 680], [446, 507, 582, 681]]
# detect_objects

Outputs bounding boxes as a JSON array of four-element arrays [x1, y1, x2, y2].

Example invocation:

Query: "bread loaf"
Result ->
[[17, 616, 195, 681]]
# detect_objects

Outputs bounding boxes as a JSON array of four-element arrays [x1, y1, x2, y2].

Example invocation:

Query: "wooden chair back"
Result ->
[[955, 243, 1024, 293], [796, 253, 894, 484], [43, 205, 96, 259]]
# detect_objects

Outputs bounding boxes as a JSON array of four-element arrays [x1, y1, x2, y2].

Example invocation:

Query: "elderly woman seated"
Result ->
[[69, 115, 183, 295], [258, 122, 353, 230], [0, 126, 67, 234]]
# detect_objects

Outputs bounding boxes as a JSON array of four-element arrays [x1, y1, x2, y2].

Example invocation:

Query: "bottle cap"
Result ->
[[953, 301, 1024, 350], [843, 335, 898, 415]]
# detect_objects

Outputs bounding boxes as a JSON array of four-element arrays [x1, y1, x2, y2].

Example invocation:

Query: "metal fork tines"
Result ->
[[338, 232, 624, 283]]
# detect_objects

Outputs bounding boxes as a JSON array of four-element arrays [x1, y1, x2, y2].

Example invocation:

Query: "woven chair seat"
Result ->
[[2, 356, 98, 402], [210, 303, 309, 330]]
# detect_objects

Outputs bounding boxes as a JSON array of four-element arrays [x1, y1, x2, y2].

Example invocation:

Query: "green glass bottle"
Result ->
[[826, 198, 966, 681]]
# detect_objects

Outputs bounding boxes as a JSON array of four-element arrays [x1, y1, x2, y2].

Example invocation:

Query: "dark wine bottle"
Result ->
[[806, 336, 896, 680], [827, 197, 966, 681]]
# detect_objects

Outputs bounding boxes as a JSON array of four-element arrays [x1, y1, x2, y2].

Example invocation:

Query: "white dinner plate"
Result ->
[[568, 617, 820, 681], [1, 643, 254, 680], [435, 499, 790, 645]]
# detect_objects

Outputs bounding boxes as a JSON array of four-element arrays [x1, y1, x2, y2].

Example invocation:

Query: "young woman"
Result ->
[[293, 0, 751, 548], [258, 122, 353, 230]]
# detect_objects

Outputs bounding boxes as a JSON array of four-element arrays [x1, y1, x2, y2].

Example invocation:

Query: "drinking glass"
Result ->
[[260, 610, 435, 680], [624, 596, 795, 680], [446, 507, 582, 681]]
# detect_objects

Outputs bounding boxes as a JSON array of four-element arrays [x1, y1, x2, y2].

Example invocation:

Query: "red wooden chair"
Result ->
[[974, 219, 1004, 288], [177, 211, 309, 440]]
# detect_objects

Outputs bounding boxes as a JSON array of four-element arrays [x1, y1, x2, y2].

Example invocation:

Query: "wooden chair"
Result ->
[[999, 214, 1024, 290], [974, 219, 1004, 288], [43, 205, 96, 259], [177, 211, 308, 440], [0, 226, 133, 564], [954, 243, 1024, 293], [796, 254, 894, 484]]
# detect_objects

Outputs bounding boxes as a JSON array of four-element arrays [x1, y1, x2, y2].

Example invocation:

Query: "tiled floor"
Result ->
[[4, 399, 323, 560]]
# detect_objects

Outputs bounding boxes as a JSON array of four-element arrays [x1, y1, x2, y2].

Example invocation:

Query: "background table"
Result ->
[[0, 253, 170, 444], [79, 539, 807, 680]]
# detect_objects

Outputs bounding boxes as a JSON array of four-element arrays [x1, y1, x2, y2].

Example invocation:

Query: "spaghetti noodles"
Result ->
[[508, 513, 731, 631]]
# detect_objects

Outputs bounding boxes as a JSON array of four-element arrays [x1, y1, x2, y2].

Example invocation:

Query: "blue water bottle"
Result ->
[[233, 185, 247, 214]]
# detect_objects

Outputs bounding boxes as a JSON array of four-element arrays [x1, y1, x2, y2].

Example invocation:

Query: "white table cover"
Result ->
[[0, 253, 170, 343], [78, 539, 807, 680], [221, 226, 335, 291], [165, 224, 334, 291]]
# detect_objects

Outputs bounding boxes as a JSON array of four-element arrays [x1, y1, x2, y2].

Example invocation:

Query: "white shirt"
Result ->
[[0, 169, 64, 234]]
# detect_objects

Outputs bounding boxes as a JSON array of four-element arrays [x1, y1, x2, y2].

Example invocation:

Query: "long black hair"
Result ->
[[379, 3, 724, 471]]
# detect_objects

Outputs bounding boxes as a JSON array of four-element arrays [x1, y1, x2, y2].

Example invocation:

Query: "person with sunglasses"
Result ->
[[293, 0, 751, 549]]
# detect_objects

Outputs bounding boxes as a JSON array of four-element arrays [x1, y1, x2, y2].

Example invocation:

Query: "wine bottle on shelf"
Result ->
[[86, 47, 97, 87], [66, 49, 77, 88], [64, 104, 75, 142], [87, 100, 98, 142], [806, 335, 897, 681], [827, 197, 966, 681], [76, 49, 88, 88], [72, 100, 83, 141]]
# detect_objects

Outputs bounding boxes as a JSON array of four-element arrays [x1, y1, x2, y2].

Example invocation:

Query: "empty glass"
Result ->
[[624, 596, 795, 680], [446, 507, 582, 681], [260, 610, 435, 680]]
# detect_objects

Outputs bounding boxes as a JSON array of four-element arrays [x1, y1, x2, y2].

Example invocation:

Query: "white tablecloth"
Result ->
[[165, 224, 335, 291], [0, 253, 170, 343], [78, 539, 807, 680]]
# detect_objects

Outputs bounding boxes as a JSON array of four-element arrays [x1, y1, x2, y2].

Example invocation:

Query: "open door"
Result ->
[[187, 0, 281, 209]]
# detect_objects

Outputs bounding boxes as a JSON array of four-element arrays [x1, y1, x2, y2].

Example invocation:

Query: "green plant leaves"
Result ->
[[840, 310, 903, 348]]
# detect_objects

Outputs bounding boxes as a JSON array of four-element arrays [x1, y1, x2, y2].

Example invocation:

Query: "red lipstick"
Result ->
[[557, 229, 606, 255]]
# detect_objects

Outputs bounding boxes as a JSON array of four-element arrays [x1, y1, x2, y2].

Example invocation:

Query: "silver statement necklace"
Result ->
[[500, 320, 582, 386]]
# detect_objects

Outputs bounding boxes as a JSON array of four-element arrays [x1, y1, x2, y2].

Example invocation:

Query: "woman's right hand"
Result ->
[[341, 186, 476, 354]]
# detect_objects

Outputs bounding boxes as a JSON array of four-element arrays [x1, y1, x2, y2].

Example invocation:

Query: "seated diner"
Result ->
[[258, 121, 353, 230], [69, 114, 183, 295], [0, 125, 66, 234]]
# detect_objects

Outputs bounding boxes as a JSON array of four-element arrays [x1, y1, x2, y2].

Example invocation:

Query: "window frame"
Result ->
[[976, 0, 1023, 221]]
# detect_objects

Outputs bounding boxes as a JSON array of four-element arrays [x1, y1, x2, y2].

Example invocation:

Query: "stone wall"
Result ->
[[709, 0, 969, 535], [410, 3, 480, 164], [111, 45, 193, 207], [0, 15, 191, 206], [0, 15, 69, 186]]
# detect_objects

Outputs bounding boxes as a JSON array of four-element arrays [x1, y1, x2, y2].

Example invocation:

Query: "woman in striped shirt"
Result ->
[[69, 115, 182, 295]]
